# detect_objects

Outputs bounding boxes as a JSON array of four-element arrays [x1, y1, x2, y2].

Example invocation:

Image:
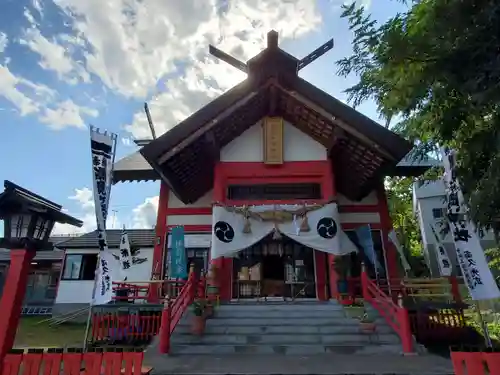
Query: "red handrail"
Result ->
[[361, 268, 413, 353], [158, 271, 198, 354]]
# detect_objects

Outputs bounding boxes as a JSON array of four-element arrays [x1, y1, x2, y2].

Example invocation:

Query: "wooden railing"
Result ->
[[112, 280, 186, 304], [451, 349, 500, 374], [2, 348, 148, 375], [158, 270, 200, 354], [90, 306, 163, 346], [360, 268, 413, 353]]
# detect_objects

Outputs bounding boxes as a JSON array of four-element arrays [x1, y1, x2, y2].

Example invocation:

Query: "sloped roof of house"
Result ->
[[56, 229, 156, 249]]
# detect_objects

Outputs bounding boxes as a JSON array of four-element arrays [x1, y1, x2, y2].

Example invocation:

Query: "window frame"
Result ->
[[61, 253, 98, 281]]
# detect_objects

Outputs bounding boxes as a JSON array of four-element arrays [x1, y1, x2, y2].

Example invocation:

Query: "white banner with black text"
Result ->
[[442, 147, 500, 300], [210, 203, 358, 259], [90, 127, 118, 305], [119, 228, 132, 280], [429, 224, 452, 277]]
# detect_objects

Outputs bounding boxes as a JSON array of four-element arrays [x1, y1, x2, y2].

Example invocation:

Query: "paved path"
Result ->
[[144, 353, 455, 375]]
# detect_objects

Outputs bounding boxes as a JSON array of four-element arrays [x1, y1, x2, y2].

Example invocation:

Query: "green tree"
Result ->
[[337, 0, 500, 228]]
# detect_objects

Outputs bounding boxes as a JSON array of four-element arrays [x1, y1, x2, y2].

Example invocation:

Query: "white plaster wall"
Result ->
[[168, 190, 213, 208], [167, 215, 212, 226], [338, 191, 378, 205], [220, 120, 327, 162], [55, 247, 154, 304], [164, 212, 379, 228]]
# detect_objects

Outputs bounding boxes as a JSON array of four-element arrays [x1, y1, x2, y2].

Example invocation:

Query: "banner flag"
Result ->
[[169, 226, 188, 279], [442, 147, 500, 300], [119, 227, 132, 279], [355, 224, 384, 276], [90, 127, 118, 305], [429, 224, 452, 276], [388, 230, 411, 272]]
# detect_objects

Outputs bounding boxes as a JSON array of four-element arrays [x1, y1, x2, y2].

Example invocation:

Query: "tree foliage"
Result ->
[[337, 0, 500, 227]]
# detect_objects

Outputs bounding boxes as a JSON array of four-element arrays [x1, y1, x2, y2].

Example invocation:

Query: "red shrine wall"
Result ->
[[150, 120, 399, 300], [151, 168, 400, 302]]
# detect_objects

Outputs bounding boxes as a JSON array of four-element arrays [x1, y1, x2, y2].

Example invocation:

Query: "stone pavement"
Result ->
[[143, 353, 455, 375]]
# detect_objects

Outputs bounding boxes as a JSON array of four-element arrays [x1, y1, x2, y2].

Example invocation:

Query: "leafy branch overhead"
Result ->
[[338, 1, 500, 227]]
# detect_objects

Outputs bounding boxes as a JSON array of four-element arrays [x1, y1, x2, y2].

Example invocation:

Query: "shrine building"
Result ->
[[112, 31, 425, 302]]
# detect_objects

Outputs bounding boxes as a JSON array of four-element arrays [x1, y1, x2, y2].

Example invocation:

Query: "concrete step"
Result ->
[[171, 333, 400, 345], [178, 317, 364, 327], [173, 322, 395, 335], [213, 309, 347, 318], [218, 302, 344, 311], [170, 343, 403, 355]]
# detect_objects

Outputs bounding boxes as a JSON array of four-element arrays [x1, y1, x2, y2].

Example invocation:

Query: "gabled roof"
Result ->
[[134, 31, 413, 203], [57, 229, 155, 249], [113, 150, 158, 183]]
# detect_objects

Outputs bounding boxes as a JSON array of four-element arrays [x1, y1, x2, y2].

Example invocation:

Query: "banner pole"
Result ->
[[474, 301, 493, 348]]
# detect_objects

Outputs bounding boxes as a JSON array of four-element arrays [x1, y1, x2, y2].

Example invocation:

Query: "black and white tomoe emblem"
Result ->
[[317, 217, 338, 239], [214, 221, 235, 243]]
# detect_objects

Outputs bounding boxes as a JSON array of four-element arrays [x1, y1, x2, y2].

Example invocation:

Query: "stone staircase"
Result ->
[[167, 301, 404, 355]]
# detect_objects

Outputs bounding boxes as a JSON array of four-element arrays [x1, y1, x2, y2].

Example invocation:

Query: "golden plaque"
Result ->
[[263, 117, 284, 164]]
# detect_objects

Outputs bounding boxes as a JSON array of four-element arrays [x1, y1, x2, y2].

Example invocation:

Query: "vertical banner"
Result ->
[[430, 224, 452, 276], [169, 226, 188, 279], [90, 127, 118, 305], [442, 147, 500, 300], [388, 230, 411, 273], [355, 224, 384, 277], [119, 227, 132, 279]]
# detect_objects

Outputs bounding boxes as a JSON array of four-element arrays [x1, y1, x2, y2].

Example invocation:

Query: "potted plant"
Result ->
[[191, 299, 206, 335], [359, 312, 376, 333]]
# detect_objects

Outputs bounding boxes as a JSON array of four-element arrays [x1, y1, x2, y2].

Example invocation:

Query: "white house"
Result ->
[[53, 229, 155, 317]]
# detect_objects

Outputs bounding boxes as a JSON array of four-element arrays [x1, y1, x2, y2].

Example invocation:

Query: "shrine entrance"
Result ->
[[232, 234, 316, 300]]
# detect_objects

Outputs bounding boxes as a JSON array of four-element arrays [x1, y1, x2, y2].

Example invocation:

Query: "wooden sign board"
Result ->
[[263, 117, 284, 164]]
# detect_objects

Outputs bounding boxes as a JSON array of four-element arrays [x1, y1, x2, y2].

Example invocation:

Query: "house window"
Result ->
[[432, 208, 445, 219], [62, 254, 98, 280]]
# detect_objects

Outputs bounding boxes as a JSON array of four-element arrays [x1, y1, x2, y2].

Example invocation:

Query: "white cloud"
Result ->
[[20, 27, 91, 85], [52, 188, 159, 235], [46, 0, 321, 137], [39, 99, 98, 130], [0, 32, 7, 54], [131, 196, 159, 229]]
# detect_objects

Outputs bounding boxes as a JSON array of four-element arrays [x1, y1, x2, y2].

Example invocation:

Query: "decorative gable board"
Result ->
[[220, 120, 327, 162]]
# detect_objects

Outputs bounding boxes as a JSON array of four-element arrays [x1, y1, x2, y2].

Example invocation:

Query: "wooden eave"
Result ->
[[140, 44, 412, 204]]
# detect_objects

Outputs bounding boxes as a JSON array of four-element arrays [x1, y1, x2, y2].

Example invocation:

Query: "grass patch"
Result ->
[[15, 317, 86, 349]]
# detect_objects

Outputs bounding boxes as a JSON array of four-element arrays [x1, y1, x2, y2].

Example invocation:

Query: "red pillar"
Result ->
[[0, 249, 35, 361], [149, 182, 169, 303], [376, 185, 399, 281]]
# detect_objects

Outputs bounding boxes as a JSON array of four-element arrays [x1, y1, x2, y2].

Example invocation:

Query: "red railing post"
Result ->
[[188, 264, 196, 302], [360, 263, 370, 302], [158, 298, 171, 354], [398, 307, 414, 354]]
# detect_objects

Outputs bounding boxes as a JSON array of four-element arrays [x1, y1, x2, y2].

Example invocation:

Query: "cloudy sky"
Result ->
[[0, 0, 406, 235]]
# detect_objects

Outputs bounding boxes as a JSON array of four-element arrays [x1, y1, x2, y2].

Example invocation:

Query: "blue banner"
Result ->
[[355, 224, 384, 275], [169, 226, 188, 279]]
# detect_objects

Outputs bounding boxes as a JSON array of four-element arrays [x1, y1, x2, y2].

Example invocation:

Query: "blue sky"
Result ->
[[0, 0, 407, 235]]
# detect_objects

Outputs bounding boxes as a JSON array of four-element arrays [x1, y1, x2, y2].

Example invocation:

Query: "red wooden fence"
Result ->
[[361, 269, 414, 353], [451, 350, 500, 375], [90, 309, 163, 345], [2, 349, 147, 375]]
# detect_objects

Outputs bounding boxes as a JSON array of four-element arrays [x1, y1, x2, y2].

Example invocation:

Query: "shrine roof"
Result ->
[[117, 31, 418, 202]]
